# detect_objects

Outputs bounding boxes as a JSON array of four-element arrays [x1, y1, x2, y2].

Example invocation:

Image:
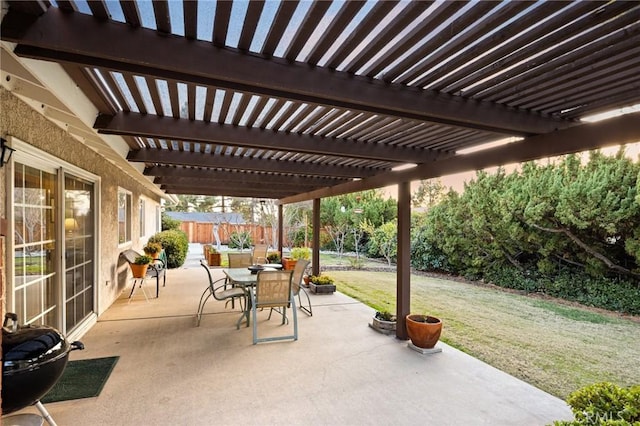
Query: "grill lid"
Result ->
[[2, 313, 70, 375]]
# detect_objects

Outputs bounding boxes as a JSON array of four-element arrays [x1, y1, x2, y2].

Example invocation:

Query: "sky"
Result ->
[[382, 141, 640, 198]]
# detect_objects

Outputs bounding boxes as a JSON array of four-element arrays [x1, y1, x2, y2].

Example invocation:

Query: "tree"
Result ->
[[412, 179, 445, 209], [161, 212, 181, 231], [517, 151, 640, 277], [284, 202, 312, 248], [164, 195, 224, 212], [320, 190, 396, 255], [416, 149, 640, 280], [364, 219, 397, 266]]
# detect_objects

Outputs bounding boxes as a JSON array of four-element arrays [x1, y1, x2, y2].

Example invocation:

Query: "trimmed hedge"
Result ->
[[551, 382, 640, 425], [483, 265, 640, 315], [149, 230, 189, 269]]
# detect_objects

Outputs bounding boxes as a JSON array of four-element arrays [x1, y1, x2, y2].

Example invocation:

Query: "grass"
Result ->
[[326, 268, 640, 399]]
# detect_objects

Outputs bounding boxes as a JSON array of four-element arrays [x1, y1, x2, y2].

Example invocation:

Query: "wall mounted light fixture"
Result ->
[[1, 137, 16, 168]]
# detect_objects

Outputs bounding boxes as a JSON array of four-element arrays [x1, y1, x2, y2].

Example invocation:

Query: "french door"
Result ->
[[12, 150, 97, 335]]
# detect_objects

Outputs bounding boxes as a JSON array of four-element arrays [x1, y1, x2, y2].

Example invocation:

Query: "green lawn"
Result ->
[[323, 267, 640, 399]]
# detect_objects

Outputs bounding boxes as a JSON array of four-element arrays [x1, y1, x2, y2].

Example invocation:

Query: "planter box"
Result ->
[[207, 252, 221, 267], [369, 317, 396, 335], [309, 282, 336, 294]]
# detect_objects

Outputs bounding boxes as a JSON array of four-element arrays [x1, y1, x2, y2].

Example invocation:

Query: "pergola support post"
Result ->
[[396, 181, 411, 340], [277, 203, 283, 260], [312, 198, 320, 277]]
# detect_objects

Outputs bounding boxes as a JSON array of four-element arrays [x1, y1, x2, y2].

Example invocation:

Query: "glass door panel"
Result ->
[[13, 164, 58, 325], [64, 174, 95, 332]]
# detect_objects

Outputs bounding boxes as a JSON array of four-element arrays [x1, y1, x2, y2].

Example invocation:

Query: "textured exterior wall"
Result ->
[[0, 87, 162, 315]]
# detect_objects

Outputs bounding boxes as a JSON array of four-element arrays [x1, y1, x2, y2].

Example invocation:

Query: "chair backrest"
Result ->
[[148, 250, 167, 275], [251, 244, 269, 264], [228, 252, 253, 268], [120, 249, 141, 265], [291, 259, 310, 296], [158, 249, 167, 266], [199, 259, 225, 301], [254, 270, 294, 309]]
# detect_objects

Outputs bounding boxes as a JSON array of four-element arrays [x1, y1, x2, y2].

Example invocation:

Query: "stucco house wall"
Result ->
[[0, 87, 162, 320]]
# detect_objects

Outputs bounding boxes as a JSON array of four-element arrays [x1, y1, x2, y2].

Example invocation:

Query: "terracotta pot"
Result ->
[[130, 263, 149, 278], [405, 314, 442, 349], [282, 258, 297, 271]]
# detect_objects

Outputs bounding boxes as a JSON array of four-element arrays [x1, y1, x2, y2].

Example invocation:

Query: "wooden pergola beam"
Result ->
[[161, 185, 295, 198], [278, 112, 640, 204], [94, 112, 438, 164], [145, 166, 348, 186], [2, 7, 571, 135], [128, 149, 379, 179]]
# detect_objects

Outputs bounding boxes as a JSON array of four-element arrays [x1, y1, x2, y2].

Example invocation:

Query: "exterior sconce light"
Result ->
[[1, 137, 16, 168]]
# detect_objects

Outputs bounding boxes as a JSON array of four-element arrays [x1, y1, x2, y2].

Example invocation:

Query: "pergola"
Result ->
[[2, 0, 640, 338]]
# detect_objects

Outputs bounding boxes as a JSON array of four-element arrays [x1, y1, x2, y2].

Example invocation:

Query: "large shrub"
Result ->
[[552, 382, 640, 425], [161, 213, 181, 231], [410, 150, 640, 315], [410, 223, 452, 273], [149, 230, 188, 268]]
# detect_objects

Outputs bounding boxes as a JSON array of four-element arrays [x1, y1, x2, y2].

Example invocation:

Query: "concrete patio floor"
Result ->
[[12, 247, 573, 425]]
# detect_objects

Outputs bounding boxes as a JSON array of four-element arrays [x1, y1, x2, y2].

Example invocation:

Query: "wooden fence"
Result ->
[[179, 221, 281, 246]]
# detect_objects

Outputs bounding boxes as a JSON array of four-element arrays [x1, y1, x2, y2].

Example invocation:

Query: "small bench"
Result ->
[[120, 249, 167, 298]]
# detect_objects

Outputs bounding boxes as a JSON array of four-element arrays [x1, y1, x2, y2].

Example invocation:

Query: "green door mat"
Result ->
[[41, 356, 119, 403]]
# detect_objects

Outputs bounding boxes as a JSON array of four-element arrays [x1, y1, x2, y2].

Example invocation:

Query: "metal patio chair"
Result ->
[[196, 260, 247, 327], [225, 252, 253, 308], [251, 243, 269, 264], [291, 259, 313, 316], [251, 269, 297, 344], [227, 252, 253, 268]]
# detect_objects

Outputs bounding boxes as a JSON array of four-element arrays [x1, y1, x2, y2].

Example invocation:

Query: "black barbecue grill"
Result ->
[[2, 313, 84, 424]]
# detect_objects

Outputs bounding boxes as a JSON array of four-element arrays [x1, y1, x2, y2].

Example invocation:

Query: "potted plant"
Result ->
[[207, 246, 221, 267], [130, 254, 153, 278], [370, 310, 396, 335], [143, 242, 162, 259], [308, 274, 336, 294], [266, 252, 281, 264], [405, 314, 442, 352], [283, 247, 311, 270]]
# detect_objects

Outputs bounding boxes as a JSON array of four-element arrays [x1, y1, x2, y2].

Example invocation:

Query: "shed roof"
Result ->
[[165, 211, 245, 224]]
